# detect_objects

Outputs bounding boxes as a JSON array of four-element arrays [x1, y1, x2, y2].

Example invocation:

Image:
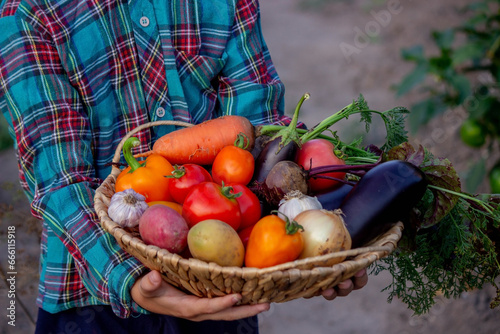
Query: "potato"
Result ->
[[187, 219, 244, 267], [139, 204, 189, 254]]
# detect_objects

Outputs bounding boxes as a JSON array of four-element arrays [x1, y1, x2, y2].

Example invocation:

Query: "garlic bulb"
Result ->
[[278, 190, 322, 221], [108, 188, 149, 227]]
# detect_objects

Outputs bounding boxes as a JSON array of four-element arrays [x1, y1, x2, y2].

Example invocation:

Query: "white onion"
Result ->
[[294, 209, 351, 263], [278, 190, 322, 221]]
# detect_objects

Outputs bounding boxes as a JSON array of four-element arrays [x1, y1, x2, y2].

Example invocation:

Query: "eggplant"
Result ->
[[252, 138, 298, 183], [315, 183, 354, 211], [250, 134, 271, 161], [251, 93, 310, 184], [340, 160, 428, 248]]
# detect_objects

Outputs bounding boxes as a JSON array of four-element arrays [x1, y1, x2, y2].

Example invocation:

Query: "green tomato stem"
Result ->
[[166, 165, 186, 179], [285, 217, 304, 235], [272, 210, 304, 235], [221, 183, 242, 200], [234, 133, 251, 150]]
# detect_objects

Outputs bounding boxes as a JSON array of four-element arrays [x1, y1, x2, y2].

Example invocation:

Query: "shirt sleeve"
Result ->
[[217, 0, 290, 125], [0, 10, 147, 318]]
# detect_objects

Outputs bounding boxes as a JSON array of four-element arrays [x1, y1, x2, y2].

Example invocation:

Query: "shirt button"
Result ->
[[156, 107, 166, 118], [140, 16, 150, 27]]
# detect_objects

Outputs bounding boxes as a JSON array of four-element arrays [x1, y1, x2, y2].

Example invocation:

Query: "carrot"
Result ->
[[151, 115, 255, 165]]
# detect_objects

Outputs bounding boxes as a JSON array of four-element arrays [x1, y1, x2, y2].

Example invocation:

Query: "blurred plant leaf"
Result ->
[[401, 45, 425, 62], [395, 62, 429, 97], [408, 97, 448, 134], [432, 29, 455, 50], [464, 157, 487, 192], [452, 42, 486, 66]]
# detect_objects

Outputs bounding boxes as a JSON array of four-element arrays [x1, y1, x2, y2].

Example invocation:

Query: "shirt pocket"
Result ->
[[174, 50, 226, 91]]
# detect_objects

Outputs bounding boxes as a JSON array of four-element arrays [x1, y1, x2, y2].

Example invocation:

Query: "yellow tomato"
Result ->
[[147, 201, 183, 215]]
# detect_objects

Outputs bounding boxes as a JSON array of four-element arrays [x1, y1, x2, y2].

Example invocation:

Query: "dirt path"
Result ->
[[1, 1, 500, 333]]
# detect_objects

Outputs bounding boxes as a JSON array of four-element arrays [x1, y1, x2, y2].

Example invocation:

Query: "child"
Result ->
[[0, 0, 367, 332]]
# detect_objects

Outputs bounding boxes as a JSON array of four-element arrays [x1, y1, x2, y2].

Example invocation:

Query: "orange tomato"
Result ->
[[147, 201, 183, 215], [211, 135, 255, 186], [244, 214, 304, 268]]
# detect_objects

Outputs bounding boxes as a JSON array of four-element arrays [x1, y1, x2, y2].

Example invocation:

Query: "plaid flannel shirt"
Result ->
[[0, 0, 287, 318]]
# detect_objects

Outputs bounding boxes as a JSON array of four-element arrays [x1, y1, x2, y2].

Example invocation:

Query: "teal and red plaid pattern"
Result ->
[[0, 0, 288, 318]]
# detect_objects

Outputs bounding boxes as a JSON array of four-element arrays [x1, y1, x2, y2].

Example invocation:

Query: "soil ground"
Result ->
[[1, 1, 500, 333]]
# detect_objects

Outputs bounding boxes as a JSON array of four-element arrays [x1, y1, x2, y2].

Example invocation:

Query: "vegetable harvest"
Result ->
[[107, 92, 500, 315]]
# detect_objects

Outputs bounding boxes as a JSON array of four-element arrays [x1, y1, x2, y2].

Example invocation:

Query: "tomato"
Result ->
[[489, 163, 500, 194], [295, 139, 346, 193], [182, 182, 242, 230], [237, 225, 254, 248], [212, 145, 255, 186], [147, 201, 183, 215], [228, 183, 262, 231], [167, 164, 212, 204], [460, 119, 487, 148], [244, 214, 304, 268]]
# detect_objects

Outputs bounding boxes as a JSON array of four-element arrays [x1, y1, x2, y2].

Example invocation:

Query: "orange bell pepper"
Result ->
[[244, 213, 304, 268], [115, 137, 174, 202]]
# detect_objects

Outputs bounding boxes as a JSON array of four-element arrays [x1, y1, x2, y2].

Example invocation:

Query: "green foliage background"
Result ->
[[394, 0, 500, 193]]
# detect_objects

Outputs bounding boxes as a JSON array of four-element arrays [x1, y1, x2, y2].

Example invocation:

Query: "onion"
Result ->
[[294, 209, 351, 264]]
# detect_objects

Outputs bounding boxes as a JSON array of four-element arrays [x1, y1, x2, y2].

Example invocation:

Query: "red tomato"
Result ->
[[228, 183, 262, 231], [167, 164, 212, 204], [212, 146, 255, 186], [238, 225, 254, 249], [295, 139, 346, 193], [182, 182, 242, 230]]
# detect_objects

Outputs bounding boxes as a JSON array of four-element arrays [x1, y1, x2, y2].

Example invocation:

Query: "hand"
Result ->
[[320, 268, 369, 301], [131, 270, 270, 321]]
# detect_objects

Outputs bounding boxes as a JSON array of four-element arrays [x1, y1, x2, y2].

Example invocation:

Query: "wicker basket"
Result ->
[[94, 120, 404, 304]]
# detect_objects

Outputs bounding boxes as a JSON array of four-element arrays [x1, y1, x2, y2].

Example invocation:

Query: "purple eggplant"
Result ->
[[252, 139, 298, 183], [315, 183, 354, 211], [251, 93, 309, 184], [340, 160, 428, 248]]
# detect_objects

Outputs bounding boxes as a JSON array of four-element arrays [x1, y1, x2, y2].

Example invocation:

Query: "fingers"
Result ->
[[352, 268, 369, 290], [137, 270, 164, 298], [131, 271, 270, 322], [320, 288, 337, 301], [321, 268, 369, 300], [335, 279, 354, 297], [190, 296, 270, 322]]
